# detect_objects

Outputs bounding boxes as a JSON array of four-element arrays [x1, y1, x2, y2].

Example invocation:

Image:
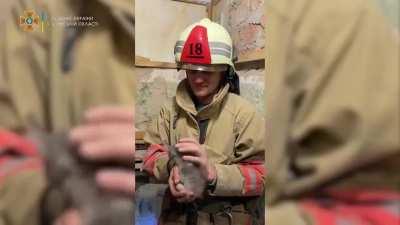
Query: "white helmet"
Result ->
[[174, 18, 240, 94], [174, 18, 235, 72]]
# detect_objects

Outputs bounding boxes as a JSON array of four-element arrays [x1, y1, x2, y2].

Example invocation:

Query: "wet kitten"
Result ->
[[168, 145, 207, 198], [31, 131, 134, 225]]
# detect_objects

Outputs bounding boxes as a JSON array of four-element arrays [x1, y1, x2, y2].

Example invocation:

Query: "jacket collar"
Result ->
[[175, 79, 230, 120]]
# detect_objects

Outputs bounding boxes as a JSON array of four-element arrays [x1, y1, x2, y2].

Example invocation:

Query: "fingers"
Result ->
[[182, 155, 203, 166], [175, 142, 207, 168], [175, 183, 194, 203], [70, 124, 134, 143], [172, 167, 181, 185], [177, 138, 198, 144], [169, 171, 186, 198], [77, 138, 134, 162], [176, 148, 201, 157], [176, 183, 186, 192], [176, 186, 195, 203], [64, 106, 135, 197], [54, 209, 82, 225], [84, 106, 134, 123], [69, 116, 134, 163], [175, 143, 202, 156], [169, 167, 195, 202], [95, 169, 135, 196]]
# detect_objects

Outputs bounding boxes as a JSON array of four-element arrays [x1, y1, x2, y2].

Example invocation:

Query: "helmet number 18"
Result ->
[[190, 43, 203, 56]]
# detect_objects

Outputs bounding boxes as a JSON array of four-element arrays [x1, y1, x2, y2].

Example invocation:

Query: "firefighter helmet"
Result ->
[[174, 18, 234, 72], [174, 18, 240, 94]]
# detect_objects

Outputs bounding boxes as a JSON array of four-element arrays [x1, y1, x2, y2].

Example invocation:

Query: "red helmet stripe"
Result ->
[[180, 25, 211, 64]]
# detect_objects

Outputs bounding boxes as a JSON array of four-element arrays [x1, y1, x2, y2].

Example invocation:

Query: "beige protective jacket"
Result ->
[[266, 0, 399, 205], [0, 0, 135, 132], [0, 1, 135, 225], [144, 80, 266, 197]]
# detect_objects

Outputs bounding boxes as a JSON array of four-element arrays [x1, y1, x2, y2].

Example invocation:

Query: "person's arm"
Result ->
[[142, 105, 172, 182], [0, 130, 45, 225], [212, 107, 266, 197]]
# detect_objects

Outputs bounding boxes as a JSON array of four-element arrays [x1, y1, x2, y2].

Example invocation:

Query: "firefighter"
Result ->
[[143, 18, 266, 225]]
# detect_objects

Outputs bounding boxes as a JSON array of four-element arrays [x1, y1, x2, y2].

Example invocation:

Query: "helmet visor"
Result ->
[[178, 63, 228, 72]]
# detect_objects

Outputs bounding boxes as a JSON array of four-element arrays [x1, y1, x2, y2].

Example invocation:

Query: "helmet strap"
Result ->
[[227, 67, 240, 95]]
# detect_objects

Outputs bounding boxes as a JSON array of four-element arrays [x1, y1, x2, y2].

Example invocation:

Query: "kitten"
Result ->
[[30, 131, 134, 225], [168, 145, 207, 198]]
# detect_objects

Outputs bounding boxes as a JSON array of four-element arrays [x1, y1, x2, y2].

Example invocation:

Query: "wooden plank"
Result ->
[[135, 56, 178, 69], [235, 58, 265, 70], [171, 0, 211, 6], [135, 131, 146, 140], [235, 48, 265, 63]]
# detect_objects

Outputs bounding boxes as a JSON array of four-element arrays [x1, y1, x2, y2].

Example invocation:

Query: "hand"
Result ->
[[53, 209, 81, 225], [175, 138, 216, 183], [168, 166, 195, 203], [69, 106, 135, 195]]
